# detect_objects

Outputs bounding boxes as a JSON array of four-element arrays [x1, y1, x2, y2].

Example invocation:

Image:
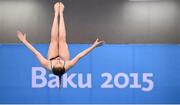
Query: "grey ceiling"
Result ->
[[0, 0, 180, 44]]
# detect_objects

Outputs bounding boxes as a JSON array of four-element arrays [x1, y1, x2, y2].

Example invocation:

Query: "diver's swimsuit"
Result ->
[[50, 56, 66, 87]]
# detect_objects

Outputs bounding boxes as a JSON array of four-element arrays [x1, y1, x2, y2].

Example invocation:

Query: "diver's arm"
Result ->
[[66, 38, 104, 70], [16, 31, 51, 70]]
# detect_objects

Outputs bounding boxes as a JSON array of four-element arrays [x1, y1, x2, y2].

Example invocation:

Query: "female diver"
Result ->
[[16, 2, 104, 86]]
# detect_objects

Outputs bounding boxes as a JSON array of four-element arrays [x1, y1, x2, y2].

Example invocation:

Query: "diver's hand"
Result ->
[[16, 31, 26, 42], [92, 38, 105, 48]]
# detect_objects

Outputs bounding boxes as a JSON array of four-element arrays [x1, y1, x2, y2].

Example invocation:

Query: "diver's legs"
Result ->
[[58, 2, 70, 61], [48, 2, 59, 60]]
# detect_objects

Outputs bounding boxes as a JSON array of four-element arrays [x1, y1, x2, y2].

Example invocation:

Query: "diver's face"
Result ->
[[54, 61, 62, 68]]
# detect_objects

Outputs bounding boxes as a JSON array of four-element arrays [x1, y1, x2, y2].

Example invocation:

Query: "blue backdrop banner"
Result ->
[[0, 44, 180, 104]]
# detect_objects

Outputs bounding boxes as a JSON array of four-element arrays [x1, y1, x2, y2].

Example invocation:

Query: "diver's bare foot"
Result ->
[[59, 2, 64, 14], [54, 2, 59, 14]]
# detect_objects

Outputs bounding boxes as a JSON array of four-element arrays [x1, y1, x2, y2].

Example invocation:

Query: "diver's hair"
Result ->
[[52, 67, 65, 88], [52, 66, 63, 76]]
